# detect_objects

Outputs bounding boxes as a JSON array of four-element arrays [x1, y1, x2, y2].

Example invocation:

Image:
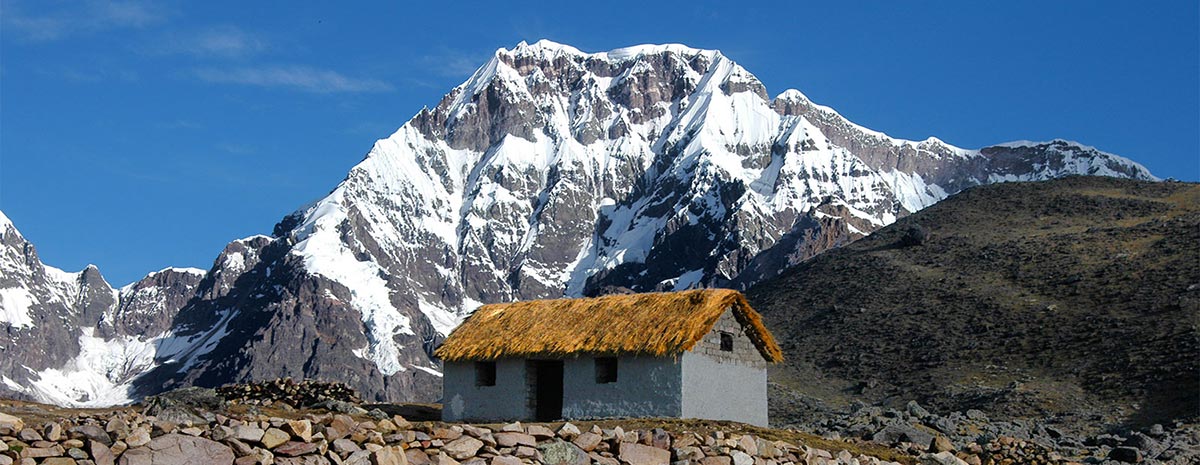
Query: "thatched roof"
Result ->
[[435, 289, 783, 363]]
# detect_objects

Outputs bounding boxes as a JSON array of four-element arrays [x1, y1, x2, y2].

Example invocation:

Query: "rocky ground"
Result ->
[[773, 396, 1199, 465], [4, 381, 1195, 465], [750, 178, 1200, 434]]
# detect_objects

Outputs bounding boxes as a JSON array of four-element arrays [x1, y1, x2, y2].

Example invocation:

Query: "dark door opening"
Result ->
[[528, 360, 564, 421]]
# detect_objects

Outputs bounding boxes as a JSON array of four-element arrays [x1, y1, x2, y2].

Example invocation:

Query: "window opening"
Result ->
[[595, 357, 618, 383], [475, 361, 496, 386]]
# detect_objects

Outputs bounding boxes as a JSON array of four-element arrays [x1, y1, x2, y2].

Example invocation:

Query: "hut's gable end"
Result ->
[[689, 308, 768, 368]]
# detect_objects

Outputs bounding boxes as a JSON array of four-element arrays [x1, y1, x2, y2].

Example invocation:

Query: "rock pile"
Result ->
[[216, 379, 362, 408], [790, 401, 1199, 465], [0, 405, 911, 465]]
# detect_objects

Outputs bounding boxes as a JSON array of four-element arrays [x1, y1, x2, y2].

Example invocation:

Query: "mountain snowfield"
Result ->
[[0, 40, 1155, 406]]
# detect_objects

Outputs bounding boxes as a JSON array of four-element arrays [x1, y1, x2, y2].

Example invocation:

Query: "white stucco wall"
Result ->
[[562, 355, 682, 419], [442, 359, 530, 422], [680, 309, 769, 426]]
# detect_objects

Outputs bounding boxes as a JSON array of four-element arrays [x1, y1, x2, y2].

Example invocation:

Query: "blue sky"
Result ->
[[2, 0, 1197, 286]]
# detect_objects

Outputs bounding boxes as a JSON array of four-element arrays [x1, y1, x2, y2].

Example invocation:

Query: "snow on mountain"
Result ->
[[266, 40, 1151, 386], [0, 212, 217, 406], [0, 40, 1157, 405]]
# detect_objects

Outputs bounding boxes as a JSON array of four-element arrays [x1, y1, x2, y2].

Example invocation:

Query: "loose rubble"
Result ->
[[216, 379, 362, 408], [2, 388, 911, 465], [788, 400, 1199, 465], [4, 385, 1198, 465]]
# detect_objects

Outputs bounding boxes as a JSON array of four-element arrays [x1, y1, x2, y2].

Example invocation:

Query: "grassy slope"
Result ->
[[749, 177, 1199, 432]]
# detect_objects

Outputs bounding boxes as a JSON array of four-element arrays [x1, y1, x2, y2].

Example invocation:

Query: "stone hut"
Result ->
[[435, 289, 783, 426]]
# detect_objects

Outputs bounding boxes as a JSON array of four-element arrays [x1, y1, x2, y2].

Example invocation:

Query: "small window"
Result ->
[[475, 361, 496, 387], [720, 332, 734, 352], [595, 357, 618, 384]]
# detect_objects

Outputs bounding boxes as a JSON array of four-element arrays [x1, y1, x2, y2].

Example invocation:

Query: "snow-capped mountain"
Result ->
[[0, 210, 208, 406], [0, 40, 1155, 405]]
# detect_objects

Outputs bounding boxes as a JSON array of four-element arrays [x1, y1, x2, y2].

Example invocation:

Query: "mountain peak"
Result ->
[[502, 40, 720, 62], [0, 40, 1159, 407]]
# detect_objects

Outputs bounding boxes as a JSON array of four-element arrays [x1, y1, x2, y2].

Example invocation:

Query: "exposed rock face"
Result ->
[[0, 40, 1156, 405], [0, 210, 205, 406]]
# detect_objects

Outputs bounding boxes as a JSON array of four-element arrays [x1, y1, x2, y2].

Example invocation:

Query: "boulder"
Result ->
[[433, 452, 460, 465], [432, 428, 463, 441], [929, 436, 955, 453], [646, 429, 670, 450], [906, 400, 932, 419], [964, 410, 987, 421], [873, 424, 933, 447], [275, 441, 319, 457], [442, 436, 484, 460], [489, 457, 521, 465], [736, 435, 757, 455], [572, 432, 602, 452], [930, 417, 957, 435], [90, 440, 116, 465], [333, 438, 363, 454], [71, 424, 113, 445], [618, 443, 670, 465], [43, 422, 64, 441], [142, 387, 226, 426], [526, 425, 555, 440], [461, 425, 491, 439], [126, 427, 152, 448], [557, 423, 581, 440], [1124, 433, 1160, 454], [262, 428, 291, 449], [118, 433, 234, 465], [494, 432, 536, 448], [233, 425, 265, 443], [730, 450, 753, 465], [284, 420, 313, 442], [0, 412, 24, 433], [918, 451, 968, 465], [674, 447, 704, 461], [1109, 446, 1143, 463], [371, 446, 408, 465], [346, 450, 374, 465], [406, 449, 432, 465], [106, 418, 131, 438], [538, 440, 588, 465], [276, 456, 334, 465], [16, 428, 42, 442]]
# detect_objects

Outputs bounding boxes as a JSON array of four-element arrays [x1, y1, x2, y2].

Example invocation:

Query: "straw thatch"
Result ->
[[435, 289, 783, 363]]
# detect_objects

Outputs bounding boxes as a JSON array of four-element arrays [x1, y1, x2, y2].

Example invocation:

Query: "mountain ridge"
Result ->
[[0, 40, 1157, 406]]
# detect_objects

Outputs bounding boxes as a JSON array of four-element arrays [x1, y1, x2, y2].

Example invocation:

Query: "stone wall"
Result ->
[[0, 407, 911, 465]]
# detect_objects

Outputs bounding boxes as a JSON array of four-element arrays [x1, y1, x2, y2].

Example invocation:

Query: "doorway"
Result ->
[[528, 360, 563, 421]]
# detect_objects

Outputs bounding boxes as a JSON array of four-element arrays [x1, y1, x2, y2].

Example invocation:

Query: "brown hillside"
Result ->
[[748, 176, 1199, 433]]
